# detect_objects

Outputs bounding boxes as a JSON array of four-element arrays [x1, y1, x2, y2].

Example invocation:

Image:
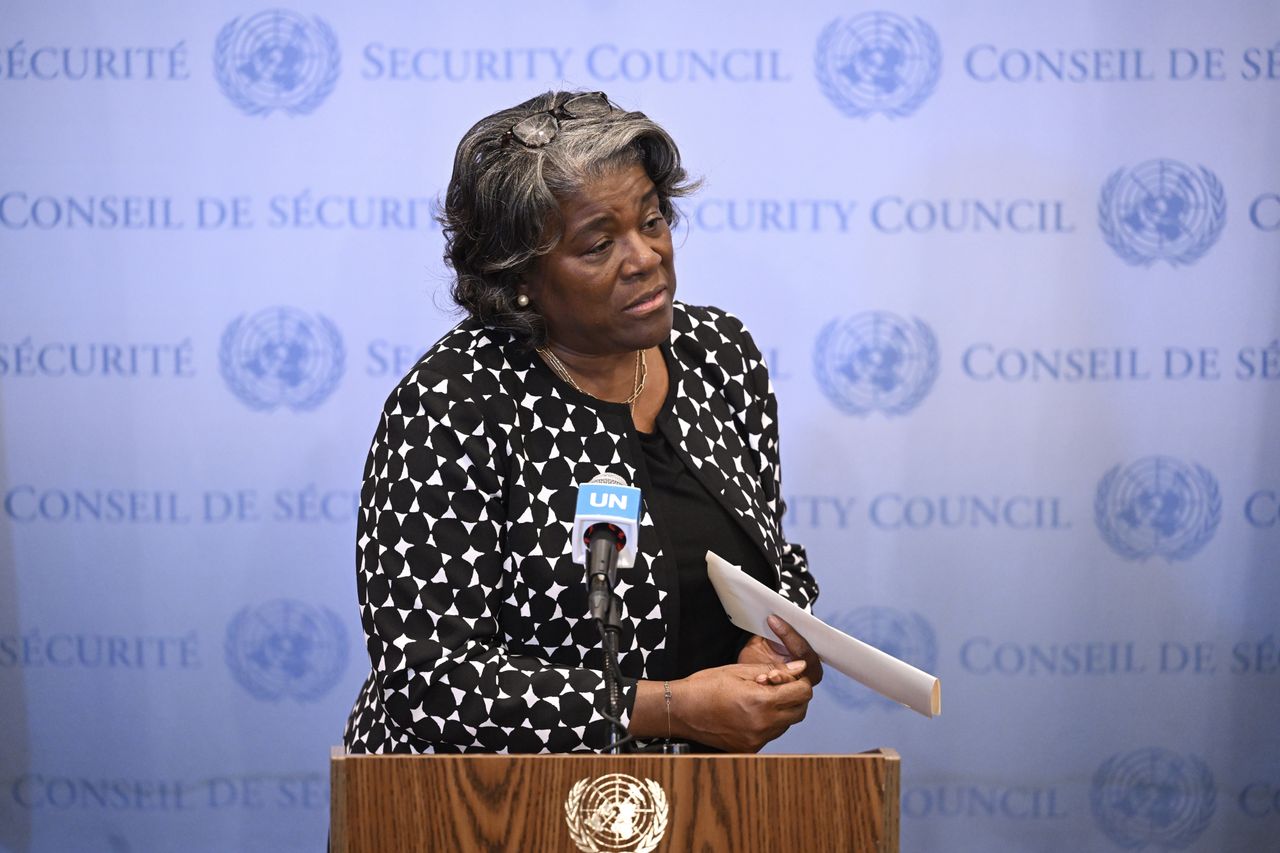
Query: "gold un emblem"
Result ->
[[564, 773, 669, 853]]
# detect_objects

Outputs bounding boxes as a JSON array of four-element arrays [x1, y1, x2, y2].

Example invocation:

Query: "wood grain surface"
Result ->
[[331, 749, 899, 852]]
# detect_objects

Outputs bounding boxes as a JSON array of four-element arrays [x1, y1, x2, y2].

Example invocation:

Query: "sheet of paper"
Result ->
[[706, 551, 941, 718]]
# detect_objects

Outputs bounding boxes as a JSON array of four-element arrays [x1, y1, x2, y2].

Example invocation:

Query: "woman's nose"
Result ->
[[618, 230, 662, 277]]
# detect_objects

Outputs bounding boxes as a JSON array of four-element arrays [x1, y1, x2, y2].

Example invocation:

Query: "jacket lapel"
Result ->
[[660, 335, 781, 583]]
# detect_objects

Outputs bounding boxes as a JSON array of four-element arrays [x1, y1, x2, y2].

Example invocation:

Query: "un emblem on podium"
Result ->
[[1098, 159, 1226, 267], [1091, 748, 1216, 850], [564, 774, 669, 853], [1094, 456, 1221, 562], [225, 599, 348, 702], [215, 9, 341, 116], [814, 312, 939, 416], [814, 11, 941, 118], [220, 306, 345, 411], [824, 608, 936, 710]]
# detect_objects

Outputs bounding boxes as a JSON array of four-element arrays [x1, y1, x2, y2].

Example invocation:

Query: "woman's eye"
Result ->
[[586, 240, 611, 255]]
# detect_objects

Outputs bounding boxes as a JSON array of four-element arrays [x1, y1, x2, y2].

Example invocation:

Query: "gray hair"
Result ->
[[440, 91, 699, 351]]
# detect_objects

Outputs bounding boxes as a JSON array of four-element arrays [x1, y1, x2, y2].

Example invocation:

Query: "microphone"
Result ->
[[572, 473, 641, 621]]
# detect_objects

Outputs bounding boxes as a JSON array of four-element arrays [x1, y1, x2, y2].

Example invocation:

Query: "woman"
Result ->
[[344, 91, 822, 755]]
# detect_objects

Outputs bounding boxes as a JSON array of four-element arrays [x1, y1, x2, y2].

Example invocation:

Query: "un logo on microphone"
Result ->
[[1094, 456, 1221, 562], [823, 607, 936, 710], [215, 9, 341, 117], [814, 312, 939, 416], [1098, 159, 1226, 267], [814, 12, 941, 119], [225, 599, 348, 702], [220, 306, 345, 411], [1091, 748, 1215, 850]]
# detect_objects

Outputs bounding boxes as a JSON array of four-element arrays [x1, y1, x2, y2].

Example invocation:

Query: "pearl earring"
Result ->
[[516, 294, 530, 308]]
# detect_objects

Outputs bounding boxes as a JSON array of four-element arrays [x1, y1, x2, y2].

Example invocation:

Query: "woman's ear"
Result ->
[[517, 268, 542, 304]]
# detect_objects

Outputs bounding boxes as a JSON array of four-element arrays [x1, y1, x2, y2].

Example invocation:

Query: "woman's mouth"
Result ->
[[624, 286, 668, 315]]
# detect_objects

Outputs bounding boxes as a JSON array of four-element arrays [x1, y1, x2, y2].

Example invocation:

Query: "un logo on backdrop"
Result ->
[[1098, 159, 1226, 267], [220, 306, 345, 411], [1094, 456, 1221, 562], [824, 608, 936, 710], [814, 12, 941, 118], [215, 9, 340, 116], [814, 312, 939, 416], [1091, 748, 1215, 849], [225, 600, 348, 702]]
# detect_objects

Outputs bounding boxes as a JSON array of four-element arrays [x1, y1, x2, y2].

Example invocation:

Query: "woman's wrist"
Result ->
[[628, 678, 686, 740]]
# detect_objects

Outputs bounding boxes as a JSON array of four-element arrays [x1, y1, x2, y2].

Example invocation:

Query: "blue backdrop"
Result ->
[[2, 2, 1278, 851]]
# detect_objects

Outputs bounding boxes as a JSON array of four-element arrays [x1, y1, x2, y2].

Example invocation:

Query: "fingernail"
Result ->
[[768, 615, 782, 630], [786, 660, 805, 672]]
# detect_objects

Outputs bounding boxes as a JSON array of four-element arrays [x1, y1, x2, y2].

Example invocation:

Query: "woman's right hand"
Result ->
[[670, 663, 813, 753]]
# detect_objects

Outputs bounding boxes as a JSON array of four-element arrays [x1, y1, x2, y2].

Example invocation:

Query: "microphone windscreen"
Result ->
[[572, 475, 642, 569]]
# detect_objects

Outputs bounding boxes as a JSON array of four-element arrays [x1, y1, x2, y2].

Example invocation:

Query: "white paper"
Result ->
[[706, 551, 941, 718]]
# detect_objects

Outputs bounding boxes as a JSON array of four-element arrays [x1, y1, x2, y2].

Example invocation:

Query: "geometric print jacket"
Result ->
[[343, 302, 819, 754]]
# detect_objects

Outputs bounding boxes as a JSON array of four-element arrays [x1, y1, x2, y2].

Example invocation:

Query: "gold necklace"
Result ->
[[538, 347, 647, 408]]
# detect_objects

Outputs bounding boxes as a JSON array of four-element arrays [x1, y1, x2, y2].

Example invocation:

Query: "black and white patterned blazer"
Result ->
[[343, 302, 819, 754]]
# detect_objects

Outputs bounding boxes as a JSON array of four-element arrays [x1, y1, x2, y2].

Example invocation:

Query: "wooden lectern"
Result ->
[[330, 748, 899, 852]]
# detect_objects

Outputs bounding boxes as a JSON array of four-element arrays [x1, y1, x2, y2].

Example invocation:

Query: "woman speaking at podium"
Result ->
[[343, 92, 822, 755]]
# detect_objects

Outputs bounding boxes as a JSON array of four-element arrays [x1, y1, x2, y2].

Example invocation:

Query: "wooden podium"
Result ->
[[330, 748, 899, 852]]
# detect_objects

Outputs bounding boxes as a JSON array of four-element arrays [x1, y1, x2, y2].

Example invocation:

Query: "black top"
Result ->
[[635, 425, 776, 680]]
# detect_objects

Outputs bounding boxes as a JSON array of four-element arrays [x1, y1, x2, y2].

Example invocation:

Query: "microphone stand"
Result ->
[[601, 590, 625, 753], [586, 529, 628, 753]]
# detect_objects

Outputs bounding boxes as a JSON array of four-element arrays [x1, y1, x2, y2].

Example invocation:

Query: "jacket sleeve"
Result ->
[[723, 312, 821, 611], [354, 365, 634, 753]]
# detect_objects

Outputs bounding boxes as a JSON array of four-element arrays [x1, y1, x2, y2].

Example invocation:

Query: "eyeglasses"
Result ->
[[507, 92, 613, 148]]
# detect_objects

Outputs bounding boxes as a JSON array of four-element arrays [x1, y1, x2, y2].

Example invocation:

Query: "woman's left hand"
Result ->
[[737, 615, 824, 687]]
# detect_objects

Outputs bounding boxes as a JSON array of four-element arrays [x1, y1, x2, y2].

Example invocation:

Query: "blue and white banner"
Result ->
[[2, 2, 1277, 851]]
